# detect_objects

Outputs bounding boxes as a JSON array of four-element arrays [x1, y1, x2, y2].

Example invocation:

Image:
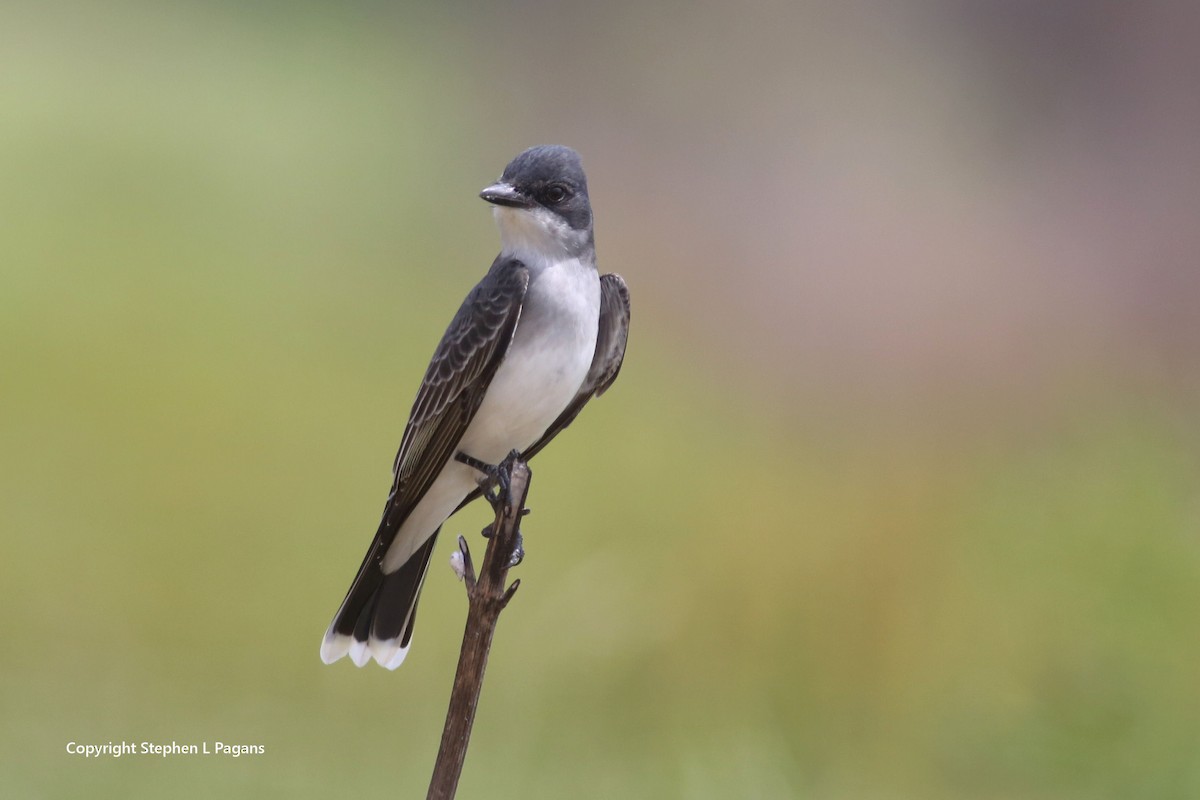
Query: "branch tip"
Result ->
[[500, 578, 521, 608]]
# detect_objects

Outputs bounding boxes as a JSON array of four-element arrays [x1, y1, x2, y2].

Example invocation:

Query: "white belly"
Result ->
[[381, 258, 600, 572]]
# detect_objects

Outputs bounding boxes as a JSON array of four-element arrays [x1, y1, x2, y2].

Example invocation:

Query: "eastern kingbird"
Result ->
[[321, 145, 630, 669]]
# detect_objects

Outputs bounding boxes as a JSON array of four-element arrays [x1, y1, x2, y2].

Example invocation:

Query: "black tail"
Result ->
[[320, 526, 440, 669]]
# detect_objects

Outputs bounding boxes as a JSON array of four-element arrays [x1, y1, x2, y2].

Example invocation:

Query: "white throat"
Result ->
[[494, 206, 589, 269]]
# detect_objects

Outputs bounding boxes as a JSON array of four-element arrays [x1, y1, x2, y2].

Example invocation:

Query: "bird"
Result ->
[[320, 145, 630, 670]]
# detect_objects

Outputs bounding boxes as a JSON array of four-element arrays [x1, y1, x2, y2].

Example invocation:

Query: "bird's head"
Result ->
[[480, 145, 594, 261]]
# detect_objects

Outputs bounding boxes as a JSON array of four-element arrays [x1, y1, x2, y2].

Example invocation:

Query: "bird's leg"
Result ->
[[455, 449, 525, 508], [455, 450, 528, 566], [454, 451, 499, 499], [456, 450, 509, 510]]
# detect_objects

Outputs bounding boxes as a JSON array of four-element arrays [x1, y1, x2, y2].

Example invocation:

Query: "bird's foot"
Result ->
[[481, 524, 524, 566], [508, 529, 525, 567], [458, 450, 528, 567], [456, 449, 524, 512]]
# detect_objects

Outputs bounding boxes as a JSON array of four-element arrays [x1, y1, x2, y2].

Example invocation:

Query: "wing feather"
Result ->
[[323, 258, 529, 645], [387, 259, 530, 524]]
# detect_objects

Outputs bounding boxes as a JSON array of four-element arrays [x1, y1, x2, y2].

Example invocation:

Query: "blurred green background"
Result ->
[[3, 1, 1199, 797]]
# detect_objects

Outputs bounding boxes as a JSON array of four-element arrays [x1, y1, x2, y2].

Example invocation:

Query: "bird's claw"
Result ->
[[455, 449, 527, 567], [456, 449, 524, 512], [508, 530, 525, 568], [479, 525, 523, 565]]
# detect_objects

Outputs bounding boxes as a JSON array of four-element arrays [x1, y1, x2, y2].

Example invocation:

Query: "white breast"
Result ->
[[381, 256, 600, 572], [461, 256, 600, 458]]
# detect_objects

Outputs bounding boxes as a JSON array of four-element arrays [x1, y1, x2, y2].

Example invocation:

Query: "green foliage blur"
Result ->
[[3, 2, 1198, 798]]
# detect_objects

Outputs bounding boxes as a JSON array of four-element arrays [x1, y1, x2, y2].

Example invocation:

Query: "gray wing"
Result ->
[[455, 271, 629, 515], [385, 259, 530, 526], [322, 258, 528, 646]]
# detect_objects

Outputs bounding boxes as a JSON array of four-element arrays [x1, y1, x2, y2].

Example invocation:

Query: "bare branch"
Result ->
[[426, 455, 531, 800]]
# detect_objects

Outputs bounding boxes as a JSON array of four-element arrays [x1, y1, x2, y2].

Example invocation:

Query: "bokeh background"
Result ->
[[4, 1, 1199, 797]]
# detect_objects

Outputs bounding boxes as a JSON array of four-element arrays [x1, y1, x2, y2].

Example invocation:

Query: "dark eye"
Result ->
[[543, 184, 569, 204]]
